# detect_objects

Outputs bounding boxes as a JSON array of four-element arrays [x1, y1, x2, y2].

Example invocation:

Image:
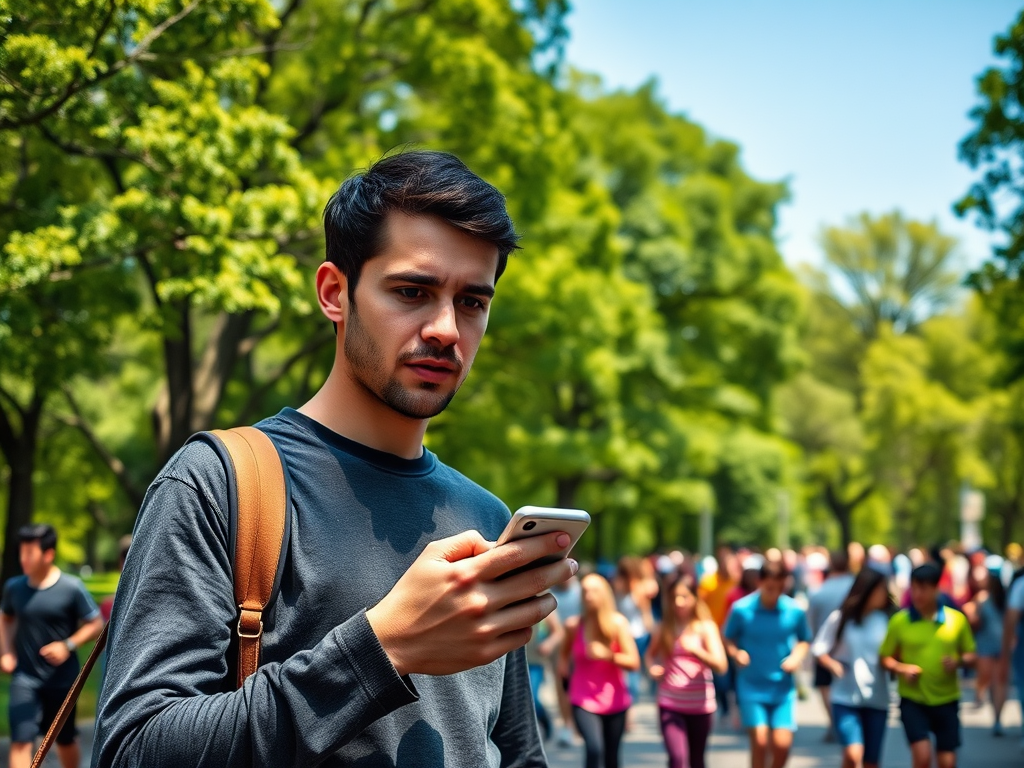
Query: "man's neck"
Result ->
[[27, 565, 60, 589], [299, 363, 428, 460], [758, 592, 780, 610], [914, 602, 938, 620]]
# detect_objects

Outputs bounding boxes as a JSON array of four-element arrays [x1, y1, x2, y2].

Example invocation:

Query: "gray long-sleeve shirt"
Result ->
[[92, 408, 546, 767]]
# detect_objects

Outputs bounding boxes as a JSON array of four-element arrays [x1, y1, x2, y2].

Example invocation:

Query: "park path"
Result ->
[[5, 681, 1022, 766]]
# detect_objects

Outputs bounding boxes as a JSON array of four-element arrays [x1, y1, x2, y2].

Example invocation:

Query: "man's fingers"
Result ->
[[489, 557, 577, 606], [430, 530, 493, 563], [489, 592, 557, 635], [475, 531, 571, 581]]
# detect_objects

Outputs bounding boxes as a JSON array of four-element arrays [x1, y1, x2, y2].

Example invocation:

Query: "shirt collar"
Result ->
[[908, 604, 946, 623]]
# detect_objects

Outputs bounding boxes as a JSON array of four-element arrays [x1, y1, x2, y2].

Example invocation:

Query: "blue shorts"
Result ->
[[739, 692, 797, 731], [832, 703, 888, 763], [8, 675, 77, 746]]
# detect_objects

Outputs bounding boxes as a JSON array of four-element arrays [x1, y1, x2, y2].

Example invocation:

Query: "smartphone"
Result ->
[[494, 506, 590, 579]]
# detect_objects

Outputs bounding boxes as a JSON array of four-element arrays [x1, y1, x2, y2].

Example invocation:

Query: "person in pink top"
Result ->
[[647, 572, 728, 768], [558, 573, 641, 768]]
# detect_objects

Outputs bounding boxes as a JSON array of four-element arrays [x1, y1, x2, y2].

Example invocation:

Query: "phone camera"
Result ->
[[523, 521, 537, 531]]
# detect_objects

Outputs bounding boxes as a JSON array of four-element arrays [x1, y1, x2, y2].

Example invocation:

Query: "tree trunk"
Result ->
[[154, 299, 194, 465], [0, 393, 44, 585]]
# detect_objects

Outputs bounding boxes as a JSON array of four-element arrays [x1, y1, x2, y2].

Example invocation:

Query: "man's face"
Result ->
[[341, 212, 499, 420], [19, 541, 51, 578], [759, 573, 786, 602], [909, 580, 939, 614]]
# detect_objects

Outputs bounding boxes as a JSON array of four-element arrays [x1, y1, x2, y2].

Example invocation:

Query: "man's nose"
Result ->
[[422, 302, 459, 347]]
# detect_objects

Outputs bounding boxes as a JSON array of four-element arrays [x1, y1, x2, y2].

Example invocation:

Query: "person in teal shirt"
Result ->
[[723, 559, 811, 768], [880, 562, 976, 768]]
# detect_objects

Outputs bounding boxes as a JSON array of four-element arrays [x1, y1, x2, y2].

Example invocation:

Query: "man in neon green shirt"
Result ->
[[880, 563, 976, 768]]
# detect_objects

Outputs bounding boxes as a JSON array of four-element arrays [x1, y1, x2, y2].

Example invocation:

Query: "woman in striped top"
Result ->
[[646, 572, 728, 768]]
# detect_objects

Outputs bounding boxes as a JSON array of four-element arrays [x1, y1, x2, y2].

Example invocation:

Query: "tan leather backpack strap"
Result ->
[[31, 623, 108, 768], [210, 426, 288, 688]]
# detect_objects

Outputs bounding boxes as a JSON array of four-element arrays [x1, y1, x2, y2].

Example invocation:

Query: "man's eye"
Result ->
[[461, 296, 487, 310], [397, 287, 423, 299]]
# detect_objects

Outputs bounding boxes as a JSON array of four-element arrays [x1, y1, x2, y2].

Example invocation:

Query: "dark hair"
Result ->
[[323, 150, 520, 299], [828, 549, 849, 574], [987, 568, 1007, 613], [911, 562, 942, 586], [18, 523, 57, 553], [830, 566, 892, 655], [760, 560, 789, 581]]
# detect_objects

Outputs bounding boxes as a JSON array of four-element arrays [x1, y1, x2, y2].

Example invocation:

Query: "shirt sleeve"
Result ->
[[1, 579, 13, 617], [490, 647, 547, 768], [73, 578, 101, 622], [878, 613, 902, 658], [811, 610, 840, 658], [958, 614, 977, 655], [723, 604, 742, 642], [1008, 579, 1024, 611], [795, 607, 812, 643], [92, 467, 418, 768]]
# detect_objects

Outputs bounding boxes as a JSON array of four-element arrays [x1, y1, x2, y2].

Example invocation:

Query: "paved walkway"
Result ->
[[4, 683, 1021, 766]]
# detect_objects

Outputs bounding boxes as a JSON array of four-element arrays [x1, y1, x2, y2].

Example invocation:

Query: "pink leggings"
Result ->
[[658, 707, 713, 768]]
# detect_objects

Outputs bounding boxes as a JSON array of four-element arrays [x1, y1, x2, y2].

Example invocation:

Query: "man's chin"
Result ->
[[380, 382, 458, 420]]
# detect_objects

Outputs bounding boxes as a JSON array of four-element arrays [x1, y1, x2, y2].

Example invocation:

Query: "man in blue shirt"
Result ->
[[724, 559, 811, 768]]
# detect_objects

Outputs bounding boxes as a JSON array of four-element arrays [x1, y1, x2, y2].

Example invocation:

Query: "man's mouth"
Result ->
[[405, 359, 460, 383]]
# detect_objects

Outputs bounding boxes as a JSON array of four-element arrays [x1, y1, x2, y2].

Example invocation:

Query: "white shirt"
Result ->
[[811, 609, 890, 710]]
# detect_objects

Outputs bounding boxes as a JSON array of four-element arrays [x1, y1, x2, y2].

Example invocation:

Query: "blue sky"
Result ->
[[563, 1, 1022, 268]]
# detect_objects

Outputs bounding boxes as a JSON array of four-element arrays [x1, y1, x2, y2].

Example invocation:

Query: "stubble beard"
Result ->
[[344, 304, 462, 419]]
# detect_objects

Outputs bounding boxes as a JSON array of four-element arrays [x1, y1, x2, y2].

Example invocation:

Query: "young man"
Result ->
[[880, 562, 977, 768], [93, 151, 578, 768], [723, 559, 811, 768], [0, 524, 104, 768]]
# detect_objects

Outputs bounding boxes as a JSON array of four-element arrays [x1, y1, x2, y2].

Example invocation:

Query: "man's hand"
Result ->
[[0, 652, 15, 674], [39, 641, 71, 666], [823, 657, 844, 678], [366, 530, 577, 677], [733, 649, 750, 668], [780, 654, 801, 673], [941, 655, 958, 673], [898, 663, 922, 684]]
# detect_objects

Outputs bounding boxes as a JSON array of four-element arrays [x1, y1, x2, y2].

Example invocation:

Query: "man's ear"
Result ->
[[315, 262, 349, 328]]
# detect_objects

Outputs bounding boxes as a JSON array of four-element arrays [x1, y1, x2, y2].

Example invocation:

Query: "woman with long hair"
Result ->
[[646, 572, 728, 768], [558, 573, 640, 768], [812, 567, 894, 768], [963, 567, 1008, 734]]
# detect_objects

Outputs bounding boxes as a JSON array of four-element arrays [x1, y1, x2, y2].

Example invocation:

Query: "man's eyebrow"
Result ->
[[385, 271, 495, 298]]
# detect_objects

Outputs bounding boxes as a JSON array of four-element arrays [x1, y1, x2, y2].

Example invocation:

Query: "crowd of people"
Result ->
[[535, 541, 1024, 768]]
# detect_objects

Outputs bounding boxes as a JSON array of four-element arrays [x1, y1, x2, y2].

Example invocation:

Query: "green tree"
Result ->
[[957, 8, 1024, 381]]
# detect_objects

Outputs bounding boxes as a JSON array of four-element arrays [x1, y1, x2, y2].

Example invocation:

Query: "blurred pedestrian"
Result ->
[[808, 549, 856, 742], [812, 567, 893, 768], [551, 572, 583, 748], [559, 573, 640, 768], [526, 610, 564, 741], [0, 524, 105, 768], [723, 559, 811, 768], [881, 563, 976, 768], [962, 567, 1007, 734], [647, 572, 727, 768], [1000, 564, 1024, 749], [613, 556, 655, 706]]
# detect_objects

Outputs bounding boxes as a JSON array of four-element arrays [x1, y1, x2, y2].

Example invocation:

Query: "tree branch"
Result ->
[[236, 328, 333, 423], [59, 388, 146, 508], [0, 0, 201, 130]]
